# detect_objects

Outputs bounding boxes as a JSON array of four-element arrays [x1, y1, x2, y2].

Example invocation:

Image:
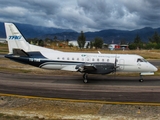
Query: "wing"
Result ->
[[76, 62, 116, 74]]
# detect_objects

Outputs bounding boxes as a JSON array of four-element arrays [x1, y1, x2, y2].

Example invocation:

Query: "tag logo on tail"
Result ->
[[9, 36, 22, 40]]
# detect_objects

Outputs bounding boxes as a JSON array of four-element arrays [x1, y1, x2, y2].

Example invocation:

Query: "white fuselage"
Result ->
[[4, 23, 157, 77], [39, 50, 157, 73]]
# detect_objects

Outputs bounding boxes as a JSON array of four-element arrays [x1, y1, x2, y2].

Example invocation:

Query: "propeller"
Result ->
[[113, 55, 118, 77]]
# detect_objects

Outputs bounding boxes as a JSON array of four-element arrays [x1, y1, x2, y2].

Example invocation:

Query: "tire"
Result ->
[[139, 79, 143, 82], [83, 79, 88, 83]]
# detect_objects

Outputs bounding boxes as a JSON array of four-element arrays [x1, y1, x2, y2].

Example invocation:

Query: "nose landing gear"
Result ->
[[83, 73, 88, 83], [139, 75, 143, 82]]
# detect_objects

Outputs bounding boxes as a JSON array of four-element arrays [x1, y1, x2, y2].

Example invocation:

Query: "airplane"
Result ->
[[4, 23, 158, 83]]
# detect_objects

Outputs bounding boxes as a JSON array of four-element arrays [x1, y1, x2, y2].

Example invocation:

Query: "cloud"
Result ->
[[0, 0, 160, 32], [120, 0, 160, 27], [76, 0, 140, 30]]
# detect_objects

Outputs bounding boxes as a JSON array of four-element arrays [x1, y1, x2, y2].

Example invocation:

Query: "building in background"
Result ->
[[68, 41, 90, 48], [0, 38, 6, 43], [108, 44, 129, 50]]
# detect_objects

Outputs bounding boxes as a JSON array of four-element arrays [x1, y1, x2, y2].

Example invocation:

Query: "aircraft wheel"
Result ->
[[83, 79, 88, 83], [139, 79, 143, 82], [139, 74, 143, 82], [83, 73, 88, 83]]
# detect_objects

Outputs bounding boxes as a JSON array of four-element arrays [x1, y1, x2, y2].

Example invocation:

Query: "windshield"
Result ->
[[137, 58, 147, 62]]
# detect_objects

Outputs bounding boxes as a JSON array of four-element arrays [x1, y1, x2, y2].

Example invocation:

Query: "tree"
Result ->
[[32, 39, 37, 45], [128, 43, 137, 50], [149, 32, 160, 43], [145, 42, 157, 49], [146, 32, 160, 49], [134, 34, 142, 44], [77, 31, 86, 49], [133, 34, 143, 49], [128, 35, 143, 50], [94, 37, 103, 49], [38, 39, 45, 46], [44, 38, 51, 46], [53, 36, 57, 41], [90, 41, 94, 49], [86, 42, 90, 49]]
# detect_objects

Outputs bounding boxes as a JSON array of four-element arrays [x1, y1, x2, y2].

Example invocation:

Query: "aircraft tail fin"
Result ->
[[5, 23, 61, 54], [5, 23, 31, 54]]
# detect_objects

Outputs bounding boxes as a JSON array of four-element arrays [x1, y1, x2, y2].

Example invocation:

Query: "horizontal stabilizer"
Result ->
[[13, 49, 29, 57]]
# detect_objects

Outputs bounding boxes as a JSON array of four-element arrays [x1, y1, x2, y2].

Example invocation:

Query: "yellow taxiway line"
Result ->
[[0, 93, 160, 106]]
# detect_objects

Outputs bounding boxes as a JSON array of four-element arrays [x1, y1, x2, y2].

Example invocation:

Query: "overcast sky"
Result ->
[[0, 0, 160, 32]]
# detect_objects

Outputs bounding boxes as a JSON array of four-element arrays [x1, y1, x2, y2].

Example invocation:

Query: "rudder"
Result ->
[[5, 23, 30, 53]]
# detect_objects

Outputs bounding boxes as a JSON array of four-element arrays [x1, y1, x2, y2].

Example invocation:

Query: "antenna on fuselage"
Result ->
[[98, 51, 101, 54]]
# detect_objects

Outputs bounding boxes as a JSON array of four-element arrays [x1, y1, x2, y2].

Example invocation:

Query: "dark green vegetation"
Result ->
[[129, 32, 160, 50], [26, 30, 160, 50], [77, 31, 86, 49]]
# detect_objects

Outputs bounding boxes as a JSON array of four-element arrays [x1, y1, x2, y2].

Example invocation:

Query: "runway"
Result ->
[[0, 72, 160, 102]]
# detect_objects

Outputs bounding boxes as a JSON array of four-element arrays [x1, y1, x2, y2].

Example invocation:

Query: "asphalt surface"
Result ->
[[0, 54, 160, 102], [0, 71, 160, 102], [149, 60, 160, 67]]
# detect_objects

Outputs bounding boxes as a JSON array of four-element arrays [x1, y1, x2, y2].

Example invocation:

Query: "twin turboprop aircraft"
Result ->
[[4, 23, 157, 83]]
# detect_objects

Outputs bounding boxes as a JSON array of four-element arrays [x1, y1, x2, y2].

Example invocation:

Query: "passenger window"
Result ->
[[92, 58, 94, 61], [102, 59, 104, 62]]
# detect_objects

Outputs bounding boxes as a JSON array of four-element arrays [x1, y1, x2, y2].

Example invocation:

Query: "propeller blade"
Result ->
[[114, 55, 117, 77]]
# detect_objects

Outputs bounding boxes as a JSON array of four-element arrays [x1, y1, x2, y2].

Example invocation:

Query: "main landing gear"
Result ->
[[83, 73, 88, 83], [139, 75, 144, 82], [82, 73, 144, 83]]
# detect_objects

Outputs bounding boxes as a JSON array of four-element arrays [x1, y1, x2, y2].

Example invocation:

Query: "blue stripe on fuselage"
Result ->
[[5, 51, 84, 68]]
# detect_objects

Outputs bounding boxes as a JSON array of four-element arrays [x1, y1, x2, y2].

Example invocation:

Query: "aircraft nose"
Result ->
[[154, 66, 158, 72], [151, 64, 158, 72]]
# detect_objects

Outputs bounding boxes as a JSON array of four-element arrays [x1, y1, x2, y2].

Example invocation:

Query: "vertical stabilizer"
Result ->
[[5, 23, 30, 53], [5, 23, 61, 54]]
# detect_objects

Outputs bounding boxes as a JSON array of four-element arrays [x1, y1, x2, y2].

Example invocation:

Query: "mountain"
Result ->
[[0, 22, 160, 43], [0, 22, 6, 38], [45, 27, 160, 43], [0, 22, 75, 38]]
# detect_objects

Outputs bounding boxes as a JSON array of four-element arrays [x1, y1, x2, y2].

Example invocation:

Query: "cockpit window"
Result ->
[[137, 58, 142, 62], [143, 59, 147, 62], [137, 58, 147, 62]]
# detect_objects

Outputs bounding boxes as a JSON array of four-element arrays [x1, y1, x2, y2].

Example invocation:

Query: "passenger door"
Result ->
[[119, 59, 124, 70]]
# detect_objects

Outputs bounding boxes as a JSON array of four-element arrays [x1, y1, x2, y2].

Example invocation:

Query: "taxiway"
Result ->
[[0, 72, 160, 102]]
